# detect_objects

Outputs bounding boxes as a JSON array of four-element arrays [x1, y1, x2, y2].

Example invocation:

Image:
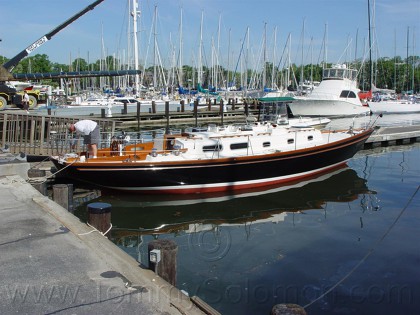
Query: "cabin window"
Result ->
[[203, 144, 222, 152], [308, 135, 314, 141], [340, 90, 357, 98], [287, 139, 294, 144], [230, 143, 248, 150], [263, 142, 271, 147]]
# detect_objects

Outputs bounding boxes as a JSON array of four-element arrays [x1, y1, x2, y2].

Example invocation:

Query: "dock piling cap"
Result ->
[[87, 202, 112, 214]]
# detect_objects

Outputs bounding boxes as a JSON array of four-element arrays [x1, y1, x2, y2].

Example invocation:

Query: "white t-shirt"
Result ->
[[74, 120, 97, 136]]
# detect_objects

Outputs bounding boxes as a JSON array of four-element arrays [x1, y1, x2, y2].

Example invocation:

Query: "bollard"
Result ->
[[87, 202, 112, 235], [271, 304, 307, 315], [53, 184, 74, 212], [148, 239, 178, 286]]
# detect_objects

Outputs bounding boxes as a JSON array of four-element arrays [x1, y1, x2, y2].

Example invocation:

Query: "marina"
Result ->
[[1, 110, 419, 314], [1, 0, 419, 314]]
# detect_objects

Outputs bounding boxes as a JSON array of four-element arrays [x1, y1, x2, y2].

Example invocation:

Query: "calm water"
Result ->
[[74, 142, 420, 315]]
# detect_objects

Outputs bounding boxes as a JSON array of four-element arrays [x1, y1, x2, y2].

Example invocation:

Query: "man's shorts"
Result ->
[[83, 125, 100, 145]]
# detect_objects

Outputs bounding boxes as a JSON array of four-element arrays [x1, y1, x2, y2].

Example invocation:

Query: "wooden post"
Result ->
[[101, 108, 106, 118], [122, 102, 128, 114], [180, 99, 185, 112], [165, 101, 170, 134], [28, 168, 46, 178], [219, 99, 224, 125], [244, 99, 249, 117], [53, 183, 73, 212], [148, 239, 178, 286], [87, 202, 112, 235], [207, 98, 211, 111], [194, 99, 198, 127], [152, 101, 156, 113], [232, 98, 236, 110], [271, 304, 307, 315], [136, 101, 141, 132], [32, 182, 48, 196], [253, 99, 258, 110]]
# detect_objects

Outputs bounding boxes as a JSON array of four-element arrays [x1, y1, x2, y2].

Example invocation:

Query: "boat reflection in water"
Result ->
[[75, 165, 373, 244]]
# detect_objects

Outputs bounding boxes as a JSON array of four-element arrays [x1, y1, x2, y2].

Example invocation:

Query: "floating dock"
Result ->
[[364, 125, 420, 148]]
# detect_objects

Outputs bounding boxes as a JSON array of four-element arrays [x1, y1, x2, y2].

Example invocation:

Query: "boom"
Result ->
[[2, 0, 104, 72]]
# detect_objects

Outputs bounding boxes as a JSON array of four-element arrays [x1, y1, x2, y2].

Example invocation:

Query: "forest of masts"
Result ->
[[1, 52, 418, 95]]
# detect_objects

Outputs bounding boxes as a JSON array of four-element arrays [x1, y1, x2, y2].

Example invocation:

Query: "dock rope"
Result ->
[[303, 184, 419, 309], [27, 159, 79, 184], [78, 222, 113, 237]]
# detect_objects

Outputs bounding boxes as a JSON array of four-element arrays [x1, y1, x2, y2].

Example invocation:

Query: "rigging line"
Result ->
[[27, 159, 79, 184], [303, 184, 420, 310]]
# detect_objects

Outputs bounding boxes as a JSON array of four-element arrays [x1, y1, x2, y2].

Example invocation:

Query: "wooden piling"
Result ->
[[165, 101, 170, 134], [180, 99, 185, 112], [219, 99, 224, 125], [32, 181, 48, 196], [148, 239, 178, 286], [136, 101, 141, 132], [271, 304, 307, 315], [244, 99, 249, 117], [193, 99, 198, 127], [87, 202, 112, 235], [53, 183, 73, 212], [28, 168, 46, 178], [152, 101, 157, 113]]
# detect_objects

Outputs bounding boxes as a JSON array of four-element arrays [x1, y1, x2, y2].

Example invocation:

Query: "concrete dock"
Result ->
[[0, 167, 207, 314]]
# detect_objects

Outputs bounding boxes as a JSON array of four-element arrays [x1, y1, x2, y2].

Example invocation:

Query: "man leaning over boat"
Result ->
[[68, 120, 99, 158]]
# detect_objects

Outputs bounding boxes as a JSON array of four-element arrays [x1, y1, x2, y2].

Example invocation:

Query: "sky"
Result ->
[[0, 0, 419, 71]]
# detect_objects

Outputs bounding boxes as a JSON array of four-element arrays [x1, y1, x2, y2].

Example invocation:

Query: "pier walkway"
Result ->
[[0, 170, 206, 314]]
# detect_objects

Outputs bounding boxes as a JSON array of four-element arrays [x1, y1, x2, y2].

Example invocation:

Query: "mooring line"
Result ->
[[303, 184, 420, 309]]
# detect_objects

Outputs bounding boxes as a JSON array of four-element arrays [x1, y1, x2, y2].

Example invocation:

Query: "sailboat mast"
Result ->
[[178, 7, 183, 87], [368, 0, 373, 91], [153, 5, 158, 90], [198, 11, 203, 85], [263, 22, 267, 89], [132, 0, 140, 96]]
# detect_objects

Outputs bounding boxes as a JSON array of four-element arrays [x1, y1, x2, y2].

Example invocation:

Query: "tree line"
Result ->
[[1, 53, 419, 94]]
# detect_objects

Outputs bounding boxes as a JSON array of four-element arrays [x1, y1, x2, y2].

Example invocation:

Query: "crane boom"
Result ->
[[2, 0, 104, 72]]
